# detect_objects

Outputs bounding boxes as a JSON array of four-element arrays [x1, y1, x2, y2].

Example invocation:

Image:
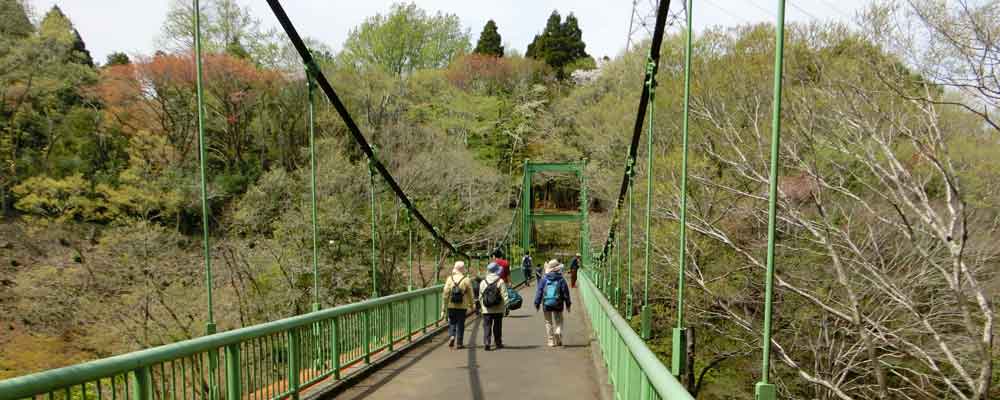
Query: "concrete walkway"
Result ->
[[334, 286, 603, 400]]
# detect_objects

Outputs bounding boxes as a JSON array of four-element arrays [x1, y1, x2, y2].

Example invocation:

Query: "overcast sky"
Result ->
[[26, 0, 872, 65]]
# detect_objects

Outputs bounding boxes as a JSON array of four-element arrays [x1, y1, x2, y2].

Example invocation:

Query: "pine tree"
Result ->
[[0, 0, 34, 39], [40, 6, 94, 67], [525, 10, 590, 79], [474, 19, 503, 57]]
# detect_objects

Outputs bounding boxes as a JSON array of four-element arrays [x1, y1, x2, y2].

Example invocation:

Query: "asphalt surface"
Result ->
[[335, 285, 602, 400]]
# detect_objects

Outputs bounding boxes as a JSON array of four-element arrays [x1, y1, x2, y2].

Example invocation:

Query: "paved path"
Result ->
[[335, 286, 603, 400]]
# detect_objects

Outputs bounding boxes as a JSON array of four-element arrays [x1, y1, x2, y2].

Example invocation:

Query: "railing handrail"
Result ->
[[580, 273, 694, 399], [0, 284, 444, 400]]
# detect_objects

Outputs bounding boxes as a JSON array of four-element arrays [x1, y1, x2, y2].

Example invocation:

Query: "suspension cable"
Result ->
[[266, 0, 469, 259]]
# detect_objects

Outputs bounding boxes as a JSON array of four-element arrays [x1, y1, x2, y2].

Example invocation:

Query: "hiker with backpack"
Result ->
[[442, 261, 474, 349], [479, 262, 510, 351], [534, 259, 572, 347], [521, 252, 533, 287], [569, 253, 581, 288]]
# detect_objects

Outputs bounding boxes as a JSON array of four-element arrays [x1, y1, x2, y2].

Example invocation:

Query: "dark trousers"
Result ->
[[523, 269, 532, 286], [570, 270, 578, 288], [482, 313, 504, 346], [447, 308, 467, 345]]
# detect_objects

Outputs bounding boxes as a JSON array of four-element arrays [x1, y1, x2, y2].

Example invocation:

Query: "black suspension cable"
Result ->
[[266, 0, 469, 258], [601, 0, 672, 260]]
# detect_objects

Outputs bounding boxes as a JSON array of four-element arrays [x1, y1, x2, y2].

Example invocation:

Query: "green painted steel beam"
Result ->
[[530, 212, 583, 222], [524, 161, 584, 174]]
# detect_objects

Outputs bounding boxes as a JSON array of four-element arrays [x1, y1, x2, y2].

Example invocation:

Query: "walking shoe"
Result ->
[[496, 343, 505, 350], [456, 344, 465, 349], [484, 345, 493, 351], [547, 340, 555, 347], [448, 337, 455, 348]]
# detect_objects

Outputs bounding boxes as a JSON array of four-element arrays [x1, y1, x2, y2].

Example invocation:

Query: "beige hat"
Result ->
[[544, 259, 563, 273], [452, 261, 466, 274]]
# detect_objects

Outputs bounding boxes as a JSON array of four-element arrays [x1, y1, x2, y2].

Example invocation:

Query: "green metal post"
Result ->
[[331, 318, 341, 379], [521, 160, 531, 254], [626, 170, 634, 319], [757, 1, 786, 399], [615, 227, 622, 309], [369, 157, 378, 298], [363, 310, 371, 364], [407, 209, 413, 291], [673, 0, 694, 377], [288, 330, 300, 400], [225, 344, 240, 400], [192, 0, 215, 336], [307, 69, 320, 312], [130, 367, 151, 400], [641, 54, 657, 340], [581, 159, 591, 269]]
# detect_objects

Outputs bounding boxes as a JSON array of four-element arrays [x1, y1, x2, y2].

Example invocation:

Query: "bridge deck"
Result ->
[[334, 286, 606, 400]]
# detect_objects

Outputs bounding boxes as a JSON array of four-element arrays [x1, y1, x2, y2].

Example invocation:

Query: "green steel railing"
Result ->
[[0, 287, 446, 400], [579, 271, 693, 400]]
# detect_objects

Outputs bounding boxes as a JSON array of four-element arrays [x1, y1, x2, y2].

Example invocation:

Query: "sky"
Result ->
[[26, 0, 873, 65]]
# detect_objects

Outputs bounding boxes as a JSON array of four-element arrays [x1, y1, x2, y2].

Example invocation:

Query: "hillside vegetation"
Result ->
[[1, 0, 997, 398]]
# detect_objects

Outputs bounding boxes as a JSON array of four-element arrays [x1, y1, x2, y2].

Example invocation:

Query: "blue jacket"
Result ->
[[534, 272, 572, 311]]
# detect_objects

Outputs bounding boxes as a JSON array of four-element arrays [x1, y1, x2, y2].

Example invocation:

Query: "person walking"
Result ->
[[493, 250, 511, 285], [534, 259, 572, 347], [479, 262, 510, 351], [442, 261, 474, 349], [521, 252, 534, 287], [569, 253, 581, 288]]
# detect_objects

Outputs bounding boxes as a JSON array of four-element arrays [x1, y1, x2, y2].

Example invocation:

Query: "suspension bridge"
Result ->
[[0, 0, 795, 398]]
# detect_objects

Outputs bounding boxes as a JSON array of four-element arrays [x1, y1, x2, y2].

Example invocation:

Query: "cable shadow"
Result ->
[[496, 345, 541, 350], [466, 317, 485, 400]]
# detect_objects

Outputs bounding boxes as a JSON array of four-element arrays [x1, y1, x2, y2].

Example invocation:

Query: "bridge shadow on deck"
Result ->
[[332, 287, 603, 400]]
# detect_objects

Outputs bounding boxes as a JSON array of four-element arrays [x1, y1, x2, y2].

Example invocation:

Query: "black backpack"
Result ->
[[481, 279, 502, 307], [449, 276, 465, 304]]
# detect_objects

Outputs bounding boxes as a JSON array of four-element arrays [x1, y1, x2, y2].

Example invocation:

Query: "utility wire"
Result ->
[[266, 0, 469, 259]]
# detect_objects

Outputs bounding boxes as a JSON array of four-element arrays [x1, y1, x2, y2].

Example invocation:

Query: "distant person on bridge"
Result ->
[[521, 252, 534, 287], [493, 250, 510, 284], [535, 260, 572, 347], [569, 253, 581, 288], [442, 261, 474, 349], [480, 262, 510, 351]]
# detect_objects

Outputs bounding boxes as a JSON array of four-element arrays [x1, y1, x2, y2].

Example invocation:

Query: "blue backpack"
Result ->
[[543, 279, 562, 308]]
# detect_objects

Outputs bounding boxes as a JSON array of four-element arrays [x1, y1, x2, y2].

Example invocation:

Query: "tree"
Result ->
[[525, 11, 591, 79], [341, 2, 471, 76], [159, 0, 279, 66], [474, 19, 503, 57], [864, 0, 1000, 136], [0, 0, 33, 39], [105, 52, 130, 66], [40, 6, 93, 67]]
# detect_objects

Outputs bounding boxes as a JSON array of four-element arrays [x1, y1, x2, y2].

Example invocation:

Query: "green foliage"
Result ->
[[342, 2, 471, 76], [526, 11, 590, 79], [0, 0, 33, 39], [40, 6, 93, 67], [104, 52, 130, 66], [473, 19, 503, 57], [12, 175, 100, 222]]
